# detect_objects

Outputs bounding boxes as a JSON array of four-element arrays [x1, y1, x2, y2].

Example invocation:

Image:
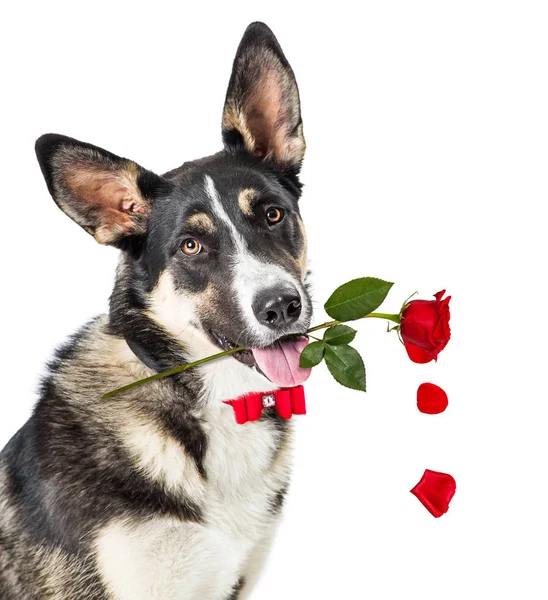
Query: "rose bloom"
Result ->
[[400, 290, 451, 363]]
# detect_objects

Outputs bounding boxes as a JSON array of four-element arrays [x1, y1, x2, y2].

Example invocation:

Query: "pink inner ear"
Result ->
[[245, 68, 288, 160], [120, 197, 146, 214], [63, 167, 150, 243], [82, 175, 143, 212]]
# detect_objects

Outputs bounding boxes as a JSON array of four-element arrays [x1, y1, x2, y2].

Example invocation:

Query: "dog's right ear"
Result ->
[[222, 22, 306, 172], [35, 134, 165, 246]]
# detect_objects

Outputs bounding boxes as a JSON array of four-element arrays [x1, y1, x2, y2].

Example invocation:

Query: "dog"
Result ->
[[0, 22, 312, 599]]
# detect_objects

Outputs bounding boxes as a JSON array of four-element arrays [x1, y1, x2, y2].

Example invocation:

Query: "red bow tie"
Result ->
[[223, 385, 306, 425]]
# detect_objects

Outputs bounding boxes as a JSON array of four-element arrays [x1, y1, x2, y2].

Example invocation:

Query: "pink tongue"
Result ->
[[252, 337, 311, 387]]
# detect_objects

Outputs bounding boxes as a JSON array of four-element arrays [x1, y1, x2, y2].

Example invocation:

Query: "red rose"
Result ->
[[400, 290, 451, 364]]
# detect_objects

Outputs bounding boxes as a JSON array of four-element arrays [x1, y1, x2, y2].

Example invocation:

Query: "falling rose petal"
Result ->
[[410, 469, 456, 518], [417, 382, 449, 414]]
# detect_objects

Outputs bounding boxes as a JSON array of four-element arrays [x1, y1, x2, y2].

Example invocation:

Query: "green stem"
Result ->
[[102, 311, 401, 399], [305, 320, 340, 333], [306, 311, 401, 333], [102, 346, 245, 399], [367, 312, 402, 324], [307, 334, 323, 342]]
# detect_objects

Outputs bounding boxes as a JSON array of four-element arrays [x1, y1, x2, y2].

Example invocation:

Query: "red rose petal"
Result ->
[[417, 382, 448, 414], [433, 289, 446, 302], [410, 469, 456, 517], [404, 342, 435, 364]]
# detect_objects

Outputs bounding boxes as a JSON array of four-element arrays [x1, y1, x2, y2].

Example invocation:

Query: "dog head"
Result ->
[[36, 22, 312, 389]]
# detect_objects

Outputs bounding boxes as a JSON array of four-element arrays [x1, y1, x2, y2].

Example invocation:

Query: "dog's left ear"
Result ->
[[35, 134, 165, 246], [222, 22, 306, 171]]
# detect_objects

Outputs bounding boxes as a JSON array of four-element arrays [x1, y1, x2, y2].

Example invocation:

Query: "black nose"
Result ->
[[252, 288, 302, 328]]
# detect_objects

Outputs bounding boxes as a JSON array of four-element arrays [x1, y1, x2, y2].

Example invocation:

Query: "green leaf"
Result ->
[[324, 277, 394, 321], [324, 344, 366, 392], [323, 324, 357, 345], [299, 341, 325, 368]]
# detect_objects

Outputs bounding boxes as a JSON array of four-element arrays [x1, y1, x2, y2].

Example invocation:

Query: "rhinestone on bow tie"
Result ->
[[262, 393, 276, 408]]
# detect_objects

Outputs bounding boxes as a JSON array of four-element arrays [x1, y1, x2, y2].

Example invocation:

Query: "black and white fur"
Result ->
[[0, 22, 311, 599]]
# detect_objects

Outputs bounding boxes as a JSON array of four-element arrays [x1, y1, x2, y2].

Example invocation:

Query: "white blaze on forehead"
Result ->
[[205, 175, 246, 252], [204, 175, 309, 344]]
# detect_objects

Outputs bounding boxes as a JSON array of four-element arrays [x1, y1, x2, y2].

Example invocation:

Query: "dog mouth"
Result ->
[[208, 329, 312, 387], [209, 330, 256, 366]]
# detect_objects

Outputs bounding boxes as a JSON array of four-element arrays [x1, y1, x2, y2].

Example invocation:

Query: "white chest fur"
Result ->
[[95, 359, 293, 600]]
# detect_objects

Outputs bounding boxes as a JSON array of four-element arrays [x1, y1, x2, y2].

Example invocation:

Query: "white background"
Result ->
[[1, 2, 547, 598]]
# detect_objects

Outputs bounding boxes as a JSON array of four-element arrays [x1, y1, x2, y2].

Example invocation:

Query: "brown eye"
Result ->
[[181, 238, 202, 255], [266, 207, 284, 224]]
